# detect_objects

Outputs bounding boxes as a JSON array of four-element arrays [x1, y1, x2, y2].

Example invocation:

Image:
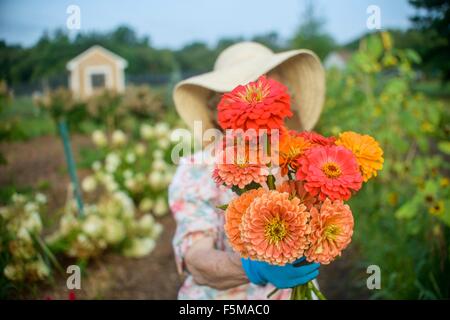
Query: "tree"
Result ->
[[290, 1, 335, 60], [409, 0, 450, 81]]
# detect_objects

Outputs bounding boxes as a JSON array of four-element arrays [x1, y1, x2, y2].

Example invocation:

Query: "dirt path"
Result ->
[[0, 135, 368, 300]]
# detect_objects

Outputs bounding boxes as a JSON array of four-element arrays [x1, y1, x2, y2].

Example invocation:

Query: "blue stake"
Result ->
[[57, 119, 84, 216]]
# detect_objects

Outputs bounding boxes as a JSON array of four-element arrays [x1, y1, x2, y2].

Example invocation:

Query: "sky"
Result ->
[[0, 0, 415, 48]]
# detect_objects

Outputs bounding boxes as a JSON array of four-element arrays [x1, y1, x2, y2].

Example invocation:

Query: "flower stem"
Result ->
[[267, 288, 278, 299], [310, 281, 327, 300], [267, 174, 276, 190]]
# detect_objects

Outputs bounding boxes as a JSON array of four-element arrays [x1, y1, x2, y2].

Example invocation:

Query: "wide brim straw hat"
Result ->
[[173, 41, 325, 134]]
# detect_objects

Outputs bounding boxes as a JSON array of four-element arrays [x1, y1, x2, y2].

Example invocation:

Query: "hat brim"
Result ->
[[173, 49, 325, 133]]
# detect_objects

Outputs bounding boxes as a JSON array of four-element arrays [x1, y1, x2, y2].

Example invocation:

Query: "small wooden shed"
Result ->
[[66, 45, 128, 99]]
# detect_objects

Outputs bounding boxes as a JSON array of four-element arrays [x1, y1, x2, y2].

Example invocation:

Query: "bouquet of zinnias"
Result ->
[[212, 76, 384, 299]]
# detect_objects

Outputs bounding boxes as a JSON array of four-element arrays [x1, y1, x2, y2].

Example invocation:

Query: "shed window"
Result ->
[[91, 73, 106, 89]]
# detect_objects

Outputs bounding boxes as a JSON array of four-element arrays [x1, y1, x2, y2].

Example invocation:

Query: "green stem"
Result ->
[[32, 233, 64, 275], [310, 281, 327, 300], [267, 288, 279, 299], [267, 174, 276, 190]]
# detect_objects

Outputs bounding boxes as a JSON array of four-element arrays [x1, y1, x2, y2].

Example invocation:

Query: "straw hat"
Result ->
[[173, 41, 325, 134]]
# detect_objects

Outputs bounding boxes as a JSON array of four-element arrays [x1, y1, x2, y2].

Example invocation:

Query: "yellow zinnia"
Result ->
[[336, 131, 384, 182]]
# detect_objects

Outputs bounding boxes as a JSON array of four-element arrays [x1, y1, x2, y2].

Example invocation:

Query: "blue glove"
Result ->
[[241, 257, 320, 289]]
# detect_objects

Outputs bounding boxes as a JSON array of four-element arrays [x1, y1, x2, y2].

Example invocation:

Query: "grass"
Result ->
[[1, 96, 56, 140]]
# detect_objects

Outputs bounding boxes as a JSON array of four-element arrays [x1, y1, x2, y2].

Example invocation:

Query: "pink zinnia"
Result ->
[[305, 198, 354, 264], [296, 145, 362, 201], [217, 76, 292, 132]]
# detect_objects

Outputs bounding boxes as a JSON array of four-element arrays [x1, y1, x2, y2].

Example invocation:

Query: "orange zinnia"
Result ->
[[305, 198, 354, 264], [224, 188, 268, 256], [241, 191, 310, 265], [335, 131, 384, 182], [278, 131, 312, 176]]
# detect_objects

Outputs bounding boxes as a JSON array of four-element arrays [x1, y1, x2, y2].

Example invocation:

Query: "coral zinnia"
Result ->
[[305, 198, 354, 264], [224, 189, 268, 256], [241, 191, 310, 265], [297, 145, 363, 201], [213, 146, 269, 189], [217, 76, 292, 132], [335, 131, 384, 182], [278, 131, 312, 176], [295, 131, 336, 147]]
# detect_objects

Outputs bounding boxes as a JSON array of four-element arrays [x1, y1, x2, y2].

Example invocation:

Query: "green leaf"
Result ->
[[216, 204, 228, 211], [395, 195, 422, 220], [437, 141, 450, 155]]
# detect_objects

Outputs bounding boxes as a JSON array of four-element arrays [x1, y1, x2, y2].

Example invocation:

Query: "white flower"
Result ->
[[0, 207, 10, 220], [135, 143, 147, 156], [26, 258, 50, 280], [122, 238, 156, 258], [60, 213, 79, 235], [101, 174, 118, 192], [152, 159, 167, 171], [140, 124, 154, 140], [163, 171, 174, 186], [148, 171, 163, 189], [111, 130, 127, 147], [17, 227, 32, 242], [157, 137, 170, 150], [153, 150, 164, 160], [4, 263, 24, 281], [138, 214, 155, 233], [151, 222, 164, 239], [125, 152, 136, 164], [24, 202, 38, 214], [103, 217, 126, 245], [92, 161, 102, 171], [22, 211, 43, 234], [125, 178, 137, 191], [82, 176, 97, 193], [12, 193, 26, 204], [35, 193, 47, 204], [153, 197, 168, 217], [92, 130, 107, 147], [82, 214, 104, 238], [105, 152, 121, 172], [113, 191, 135, 217], [154, 122, 170, 137], [139, 198, 154, 212], [123, 169, 133, 180]]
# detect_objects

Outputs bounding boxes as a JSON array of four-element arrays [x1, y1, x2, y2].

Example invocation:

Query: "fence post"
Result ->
[[57, 119, 84, 217]]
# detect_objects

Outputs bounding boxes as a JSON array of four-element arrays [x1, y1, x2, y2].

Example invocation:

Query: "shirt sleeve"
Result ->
[[168, 156, 222, 275]]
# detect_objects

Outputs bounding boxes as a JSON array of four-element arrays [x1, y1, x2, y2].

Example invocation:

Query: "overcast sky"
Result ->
[[0, 0, 415, 48]]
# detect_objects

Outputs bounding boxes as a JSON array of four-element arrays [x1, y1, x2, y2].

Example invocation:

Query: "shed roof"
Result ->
[[66, 45, 128, 71]]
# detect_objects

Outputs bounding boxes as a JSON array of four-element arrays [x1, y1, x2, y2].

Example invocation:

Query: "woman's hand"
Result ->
[[185, 236, 249, 290], [241, 257, 320, 289]]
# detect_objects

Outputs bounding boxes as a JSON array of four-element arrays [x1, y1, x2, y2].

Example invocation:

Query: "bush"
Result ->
[[317, 32, 449, 299]]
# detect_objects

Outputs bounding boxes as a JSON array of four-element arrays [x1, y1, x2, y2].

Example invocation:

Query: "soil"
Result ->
[[0, 135, 369, 300]]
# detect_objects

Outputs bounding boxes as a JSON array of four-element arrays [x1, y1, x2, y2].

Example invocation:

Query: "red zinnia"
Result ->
[[296, 146, 363, 201], [294, 131, 336, 147], [217, 76, 292, 132]]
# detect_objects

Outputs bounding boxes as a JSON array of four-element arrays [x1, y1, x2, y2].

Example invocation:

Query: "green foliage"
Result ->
[[409, 0, 450, 82], [318, 32, 450, 299]]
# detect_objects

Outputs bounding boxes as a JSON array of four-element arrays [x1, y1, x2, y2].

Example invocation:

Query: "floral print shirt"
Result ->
[[169, 150, 290, 300]]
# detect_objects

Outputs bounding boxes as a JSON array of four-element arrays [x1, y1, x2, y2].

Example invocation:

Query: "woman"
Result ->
[[169, 42, 326, 299]]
